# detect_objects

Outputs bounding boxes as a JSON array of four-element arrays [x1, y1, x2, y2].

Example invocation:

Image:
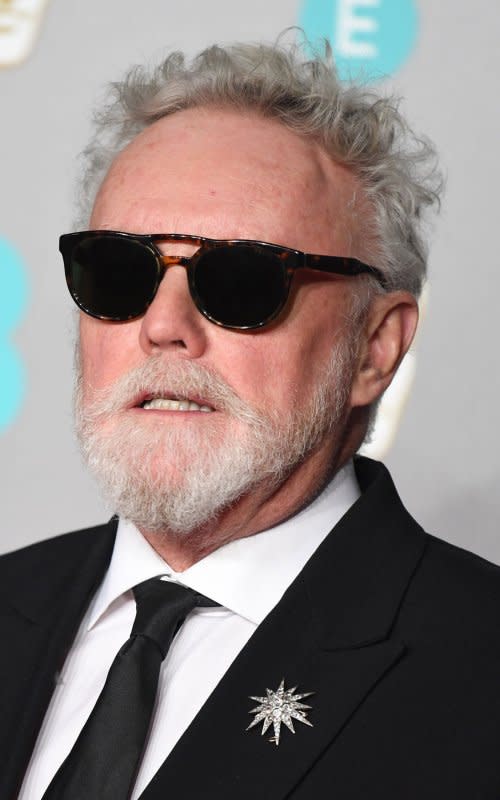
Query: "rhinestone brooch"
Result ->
[[246, 679, 314, 746]]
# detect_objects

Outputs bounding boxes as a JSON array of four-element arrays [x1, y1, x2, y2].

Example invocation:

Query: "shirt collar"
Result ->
[[88, 460, 360, 629], [86, 518, 169, 630]]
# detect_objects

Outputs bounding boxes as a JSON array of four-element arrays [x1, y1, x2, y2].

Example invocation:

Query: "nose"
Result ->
[[138, 265, 208, 357]]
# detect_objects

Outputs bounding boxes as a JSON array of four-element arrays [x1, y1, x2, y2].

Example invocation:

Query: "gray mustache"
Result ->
[[77, 355, 267, 426]]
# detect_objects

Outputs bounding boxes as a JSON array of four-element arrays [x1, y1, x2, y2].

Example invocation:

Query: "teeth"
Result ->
[[142, 398, 213, 412]]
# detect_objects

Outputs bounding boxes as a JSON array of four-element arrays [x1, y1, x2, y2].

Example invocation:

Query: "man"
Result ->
[[2, 38, 500, 799]]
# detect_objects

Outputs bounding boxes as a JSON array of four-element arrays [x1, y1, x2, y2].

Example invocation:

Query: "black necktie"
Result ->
[[42, 577, 215, 799]]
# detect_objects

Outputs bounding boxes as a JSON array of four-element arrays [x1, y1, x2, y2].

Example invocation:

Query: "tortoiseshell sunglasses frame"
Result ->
[[60, 230, 386, 330]]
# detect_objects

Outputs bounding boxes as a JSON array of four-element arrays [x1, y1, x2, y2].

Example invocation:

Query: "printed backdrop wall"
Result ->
[[1, 0, 499, 559]]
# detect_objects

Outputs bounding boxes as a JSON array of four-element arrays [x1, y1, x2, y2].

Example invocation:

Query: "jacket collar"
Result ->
[[0, 458, 422, 643], [303, 456, 427, 649]]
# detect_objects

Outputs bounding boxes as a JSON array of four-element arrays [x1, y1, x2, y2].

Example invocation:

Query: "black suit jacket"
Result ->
[[2, 457, 500, 799]]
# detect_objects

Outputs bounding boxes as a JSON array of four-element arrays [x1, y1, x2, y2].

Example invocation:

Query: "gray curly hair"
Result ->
[[77, 36, 442, 297]]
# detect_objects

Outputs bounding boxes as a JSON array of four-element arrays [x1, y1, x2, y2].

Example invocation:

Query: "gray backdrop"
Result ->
[[1, 0, 499, 559]]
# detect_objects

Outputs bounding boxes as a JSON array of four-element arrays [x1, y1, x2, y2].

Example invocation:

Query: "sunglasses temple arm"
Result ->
[[303, 255, 386, 288]]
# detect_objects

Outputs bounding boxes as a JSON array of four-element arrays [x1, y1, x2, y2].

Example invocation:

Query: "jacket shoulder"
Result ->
[[0, 522, 117, 615], [403, 531, 500, 641], [424, 532, 500, 592]]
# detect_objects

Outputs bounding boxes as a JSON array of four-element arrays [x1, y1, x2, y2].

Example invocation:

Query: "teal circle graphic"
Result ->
[[299, 0, 419, 82], [0, 237, 29, 433]]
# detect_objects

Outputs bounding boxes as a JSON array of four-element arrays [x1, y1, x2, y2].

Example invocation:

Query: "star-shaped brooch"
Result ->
[[246, 679, 314, 746]]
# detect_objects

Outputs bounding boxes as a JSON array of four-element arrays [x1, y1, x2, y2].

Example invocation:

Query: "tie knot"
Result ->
[[131, 577, 214, 658]]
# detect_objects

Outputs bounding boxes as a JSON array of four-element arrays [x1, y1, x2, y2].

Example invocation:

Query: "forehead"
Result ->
[[91, 107, 364, 255]]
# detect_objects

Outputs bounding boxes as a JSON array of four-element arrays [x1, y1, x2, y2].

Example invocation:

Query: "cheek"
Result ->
[[215, 326, 336, 413], [228, 286, 353, 408], [79, 316, 142, 390]]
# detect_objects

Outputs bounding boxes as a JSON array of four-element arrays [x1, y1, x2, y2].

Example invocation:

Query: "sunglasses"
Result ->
[[60, 230, 385, 331]]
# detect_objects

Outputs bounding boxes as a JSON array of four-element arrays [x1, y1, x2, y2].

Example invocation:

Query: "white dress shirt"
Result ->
[[19, 461, 360, 799]]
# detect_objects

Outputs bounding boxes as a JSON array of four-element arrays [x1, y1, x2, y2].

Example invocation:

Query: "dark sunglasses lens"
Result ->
[[193, 245, 287, 328], [67, 235, 158, 320]]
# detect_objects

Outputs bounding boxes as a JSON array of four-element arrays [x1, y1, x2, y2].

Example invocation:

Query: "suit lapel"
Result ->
[[0, 520, 117, 799], [142, 459, 428, 799]]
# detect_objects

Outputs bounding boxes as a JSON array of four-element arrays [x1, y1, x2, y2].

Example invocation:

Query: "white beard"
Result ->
[[74, 341, 355, 537]]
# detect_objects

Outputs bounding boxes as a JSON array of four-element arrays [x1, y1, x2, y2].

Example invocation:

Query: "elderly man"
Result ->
[[2, 39, 500, 800]]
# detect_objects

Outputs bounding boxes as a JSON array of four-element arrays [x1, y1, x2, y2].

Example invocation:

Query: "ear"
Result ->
[[350, 291, 419, 409]]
